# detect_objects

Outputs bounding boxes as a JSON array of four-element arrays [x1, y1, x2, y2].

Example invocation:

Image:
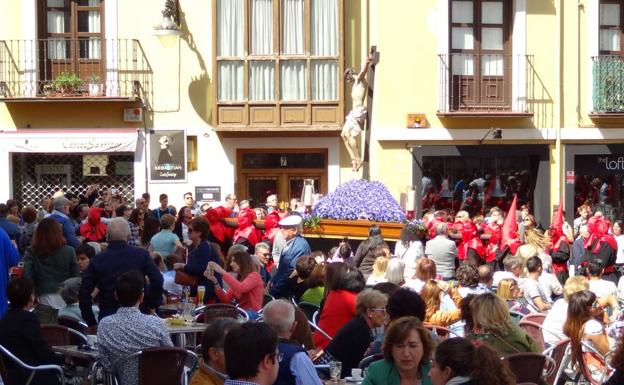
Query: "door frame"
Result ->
[[236, 148, 328, 204]]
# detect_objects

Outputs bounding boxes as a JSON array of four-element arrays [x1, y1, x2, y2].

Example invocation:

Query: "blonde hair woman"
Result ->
[[496, 278, 531, 315], [421, 280, 462, 335], [467, 293, 541, 355], [366, 256, 389, 287]]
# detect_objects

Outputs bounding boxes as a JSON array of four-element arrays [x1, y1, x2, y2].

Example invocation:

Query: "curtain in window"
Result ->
[[251, 0, 273, 55], [217, 0, 244, 56], [218, 62, 243, 101], [281, 0, 304, 54], [218, 0, 244, 101], [87, 0, 101, 59], [47, 0, 66, 60], [281, 60, 306, 100], [250, 61, 275, 101], [312, 60, 337, 100], [311, 0, 338, 56]]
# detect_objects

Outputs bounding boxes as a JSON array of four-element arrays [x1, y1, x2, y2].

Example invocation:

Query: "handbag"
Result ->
[[175, 270, 199, 286]]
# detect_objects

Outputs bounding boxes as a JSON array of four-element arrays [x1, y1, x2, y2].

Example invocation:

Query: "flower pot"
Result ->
[[88, 83, 101, 96]]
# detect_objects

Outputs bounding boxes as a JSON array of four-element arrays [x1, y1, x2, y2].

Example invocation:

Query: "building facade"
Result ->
[[0, 0, 622, 225]]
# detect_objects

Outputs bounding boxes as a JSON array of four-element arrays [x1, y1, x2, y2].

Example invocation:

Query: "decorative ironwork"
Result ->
[[592, 55, 624, 113], [12, 153, 135, 209], [0, 39, 152, 102], [437, 54, 532, 113]]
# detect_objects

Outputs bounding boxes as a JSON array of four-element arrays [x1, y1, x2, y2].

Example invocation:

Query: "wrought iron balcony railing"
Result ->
[[0, 39, 151, 100], [592, 55, 624, 113], [438, 54, 532, 114]]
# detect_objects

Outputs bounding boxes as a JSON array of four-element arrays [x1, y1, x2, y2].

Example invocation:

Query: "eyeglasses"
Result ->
[[370, 307, 386, 313], [261, 252, 271, 257]]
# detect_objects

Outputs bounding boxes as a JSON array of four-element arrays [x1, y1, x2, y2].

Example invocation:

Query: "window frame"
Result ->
[[448, 0, 512, 109], [212, 0, 344, 129], [598, 0, 624, 55]]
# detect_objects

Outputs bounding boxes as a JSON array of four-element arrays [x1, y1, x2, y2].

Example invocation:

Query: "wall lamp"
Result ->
[[154, 0, 182, 47]]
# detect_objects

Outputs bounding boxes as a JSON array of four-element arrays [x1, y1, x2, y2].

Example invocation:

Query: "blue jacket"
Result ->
[[49, 210, 80, 248], [0, 216, 21, 244], [183, 240, 222, 302], [270, 236, 311, 298], [0, 228, 20, 317], [79, 240, 163, 326], [275, 339, 306, 385]]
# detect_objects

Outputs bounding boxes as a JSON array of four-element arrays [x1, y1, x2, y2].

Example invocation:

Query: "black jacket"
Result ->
[[0, 309, 63, 385], [79, 240, 164, 326]]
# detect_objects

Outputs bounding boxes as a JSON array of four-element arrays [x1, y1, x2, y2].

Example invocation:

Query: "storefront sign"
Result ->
[[5, 132, 138, 153], [575, 155, 624, 175], [565, 171, 575, 184], [195, 186, 221, 202], [149, 130, 186, 182]]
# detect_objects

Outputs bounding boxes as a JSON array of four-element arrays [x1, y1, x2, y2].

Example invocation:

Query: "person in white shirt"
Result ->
[[542, 276, 589, 346], [539, 256, 563, 301], [493, 256, 523, 287], [613, 220, 624, 265], [588, 259, 618, 298], [366, 256, 389, 287], [394, 223, 424, 281], [523, 256, 551, 312]]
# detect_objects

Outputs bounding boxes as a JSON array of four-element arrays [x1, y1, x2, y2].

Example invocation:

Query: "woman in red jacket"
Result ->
[[313, 263, 365, 349], [205, 248, 264, 318]]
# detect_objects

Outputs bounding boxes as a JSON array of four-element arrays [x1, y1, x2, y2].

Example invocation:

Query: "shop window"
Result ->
[[421, 155, 536, 217]]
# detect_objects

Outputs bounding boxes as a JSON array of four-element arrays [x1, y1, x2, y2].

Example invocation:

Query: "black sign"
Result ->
[[149, 130, 186, 182], [575, 154, 624, 175], [195, 186, 221, 202]]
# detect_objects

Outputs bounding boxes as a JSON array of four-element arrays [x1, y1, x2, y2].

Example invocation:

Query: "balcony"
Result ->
[[0, 39, 151, 102], [437, 54, 533, 118], [592, 55, 624, 117]]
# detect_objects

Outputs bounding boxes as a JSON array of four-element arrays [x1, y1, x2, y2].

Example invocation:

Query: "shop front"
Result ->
[[1, 129, 142, 207], [564, 144, 624, 225], [411, 144, 551, 227]]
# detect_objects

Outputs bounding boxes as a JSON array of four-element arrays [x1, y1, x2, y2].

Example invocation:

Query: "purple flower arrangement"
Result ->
[[312, 180, 406, 222]]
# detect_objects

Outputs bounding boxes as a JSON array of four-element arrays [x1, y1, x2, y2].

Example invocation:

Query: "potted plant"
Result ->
[[87, 74, 102, 96], [52, 72, 83, 96]]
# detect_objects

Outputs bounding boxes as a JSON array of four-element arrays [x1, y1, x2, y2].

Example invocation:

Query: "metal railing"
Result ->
[[438, 54, 531, 113], [592, 55, 624, 113], [0, 38, 151, 100]]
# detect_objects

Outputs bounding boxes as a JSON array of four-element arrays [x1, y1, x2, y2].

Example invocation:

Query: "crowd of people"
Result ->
[[1, 186, 624, 385]]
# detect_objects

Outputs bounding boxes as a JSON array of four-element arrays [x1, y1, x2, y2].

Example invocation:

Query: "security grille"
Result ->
[[12, 153, 135, 209]]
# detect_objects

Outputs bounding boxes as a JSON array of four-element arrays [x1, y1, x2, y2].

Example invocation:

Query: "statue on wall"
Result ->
[[341, 54, 373, 172]]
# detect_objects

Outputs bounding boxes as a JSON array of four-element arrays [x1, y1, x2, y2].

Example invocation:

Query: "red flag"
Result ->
[[501, 194, 520, 254]]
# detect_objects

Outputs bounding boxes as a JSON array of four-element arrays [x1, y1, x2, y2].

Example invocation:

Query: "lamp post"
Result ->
[[154, 0, 182, 47]]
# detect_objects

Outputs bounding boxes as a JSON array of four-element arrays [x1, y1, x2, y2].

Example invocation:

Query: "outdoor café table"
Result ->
[[165, 322, 207, 347], [52, 345, 102, 385], [158, 303, 181, 312]]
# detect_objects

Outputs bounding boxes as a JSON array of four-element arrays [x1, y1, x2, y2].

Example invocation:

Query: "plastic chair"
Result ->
[[57, 316, 88, 335], [518, 320, 546, 351], [542, 338, 570, 385], [0, 343, 65, 385], [115, 347, 195, 385], [503, 352, 555, 385], [298, 302, 320, 322], [521, 313, 546, 325], [358, 353, 383, 370], [40, 324, 88, 346]]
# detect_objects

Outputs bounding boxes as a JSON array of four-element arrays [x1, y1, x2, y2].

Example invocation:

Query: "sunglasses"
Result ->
[[261, 252, 271, 257]]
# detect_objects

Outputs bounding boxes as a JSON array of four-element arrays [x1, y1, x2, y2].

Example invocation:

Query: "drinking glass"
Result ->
[[182, 302, 195, 323], [329, 361, 342, 382], [197, 286, 206, 304]]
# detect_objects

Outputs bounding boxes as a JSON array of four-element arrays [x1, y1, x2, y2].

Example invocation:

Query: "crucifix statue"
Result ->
[[341, 52, 375, 172]]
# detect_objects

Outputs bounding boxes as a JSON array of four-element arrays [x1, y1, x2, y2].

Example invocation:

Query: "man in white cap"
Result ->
[[269, 214, 311, 298]]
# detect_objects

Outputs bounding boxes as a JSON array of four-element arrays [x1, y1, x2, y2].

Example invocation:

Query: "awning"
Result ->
[[1, 129, 139, 153]]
